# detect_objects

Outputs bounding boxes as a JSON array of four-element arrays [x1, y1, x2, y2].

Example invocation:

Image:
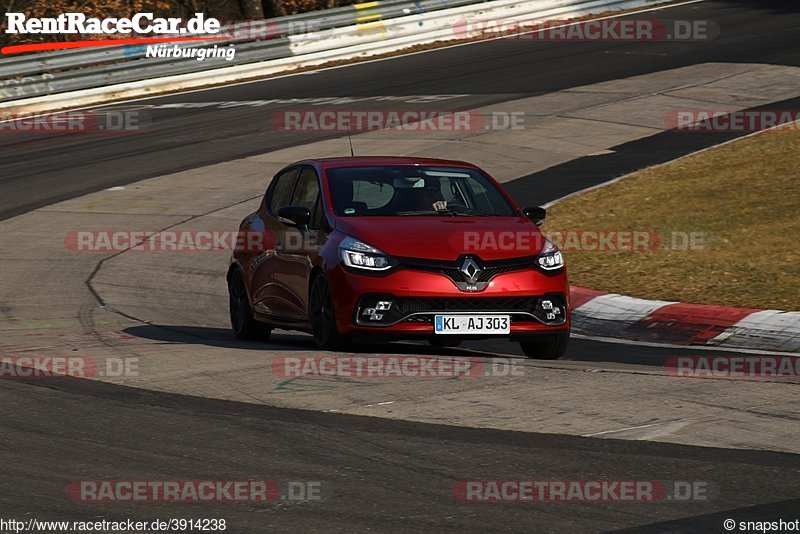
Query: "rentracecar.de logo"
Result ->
[[4, 12, 221, 35]]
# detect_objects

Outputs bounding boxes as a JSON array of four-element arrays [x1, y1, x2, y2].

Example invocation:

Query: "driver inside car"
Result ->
[[391, 177, 449, 212]]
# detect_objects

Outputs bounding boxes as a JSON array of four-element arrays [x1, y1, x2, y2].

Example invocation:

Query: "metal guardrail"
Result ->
[[0, 0, 432, 78], [0, 0, 658, 104], [0, 0, 488, 101]]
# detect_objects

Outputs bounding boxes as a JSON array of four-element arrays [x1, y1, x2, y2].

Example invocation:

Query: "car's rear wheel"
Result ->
[[520, 331, 569, 359], [309, 275, 349, 350], [228, 268, 271, 340]]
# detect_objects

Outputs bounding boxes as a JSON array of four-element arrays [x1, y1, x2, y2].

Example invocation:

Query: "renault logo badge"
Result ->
[[460, 257, 482, 284]]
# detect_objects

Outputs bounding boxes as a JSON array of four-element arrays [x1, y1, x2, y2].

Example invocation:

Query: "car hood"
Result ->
[[335, 216, 546, 261]]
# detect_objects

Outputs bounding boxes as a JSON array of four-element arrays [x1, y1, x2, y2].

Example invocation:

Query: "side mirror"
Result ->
[[522, 206, 546, 227], [277, 205, 311, 231]]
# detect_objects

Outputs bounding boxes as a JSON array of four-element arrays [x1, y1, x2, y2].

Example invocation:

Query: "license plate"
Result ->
[[434, 315, 510, 335]]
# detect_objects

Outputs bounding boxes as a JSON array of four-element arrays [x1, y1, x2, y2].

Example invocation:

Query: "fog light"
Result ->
[[359, 297, 396, 323], [361, 306, 389, 322], [535, 298, 564, 324]]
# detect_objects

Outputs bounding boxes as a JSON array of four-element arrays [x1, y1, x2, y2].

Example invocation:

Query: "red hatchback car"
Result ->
[[228, 157, 570, 359]]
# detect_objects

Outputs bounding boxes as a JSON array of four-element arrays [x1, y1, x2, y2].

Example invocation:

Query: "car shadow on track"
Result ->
[[123, 324, 513, 360], [124, 325, 747, 370]]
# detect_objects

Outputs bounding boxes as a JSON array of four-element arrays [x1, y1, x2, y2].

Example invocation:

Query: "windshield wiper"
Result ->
[[437, 207, 493, 217], [396, 209, 473, 216]]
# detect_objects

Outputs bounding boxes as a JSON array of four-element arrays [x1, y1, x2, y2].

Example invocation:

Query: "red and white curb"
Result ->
[[570, 286, 800, 353]]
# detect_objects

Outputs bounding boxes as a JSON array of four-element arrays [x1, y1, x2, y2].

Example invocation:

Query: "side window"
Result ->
[[267, 168, 300, 213], [291, 167, 320, 210], [310, 196, 325, 229], [293, 167, 325, 229]]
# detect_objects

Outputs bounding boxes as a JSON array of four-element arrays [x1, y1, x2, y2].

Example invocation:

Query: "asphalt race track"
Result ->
[[1, 1, 799, 532], [2, 376, 800, 532], [3, 0, 800, 220]]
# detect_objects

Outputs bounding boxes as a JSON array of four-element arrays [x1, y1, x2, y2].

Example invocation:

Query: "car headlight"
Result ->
[[537, 239, 564, 271], [339, 236, 393, 271]]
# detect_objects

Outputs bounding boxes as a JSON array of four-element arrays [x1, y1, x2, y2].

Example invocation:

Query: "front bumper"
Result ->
[[328, 265, 570, 338]]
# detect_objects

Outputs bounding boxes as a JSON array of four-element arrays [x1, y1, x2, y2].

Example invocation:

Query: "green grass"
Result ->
[[547, 129, 800, 310]]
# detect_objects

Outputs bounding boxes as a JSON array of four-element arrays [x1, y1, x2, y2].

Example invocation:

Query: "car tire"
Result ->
[[228, 268, 271, 340], [429, 338, 463, 348], [519, 331, 569, 360], [309, 275, 350, 350]]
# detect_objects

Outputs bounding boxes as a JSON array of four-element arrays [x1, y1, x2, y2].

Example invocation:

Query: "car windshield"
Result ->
[[327, 165, 517, 217]]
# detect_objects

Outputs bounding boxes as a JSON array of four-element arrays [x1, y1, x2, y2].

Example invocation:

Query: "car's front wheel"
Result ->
[[228, 268, 271, 340], [309, 275, 349, 350], [519, 331, 569, 359]]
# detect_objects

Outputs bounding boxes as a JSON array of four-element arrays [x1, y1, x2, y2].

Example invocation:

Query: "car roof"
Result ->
[[296, 156, 480, 170]]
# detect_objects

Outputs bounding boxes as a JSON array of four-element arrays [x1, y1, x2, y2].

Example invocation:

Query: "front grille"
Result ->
[[401, 314, 535, 324], [398, 255, 536, 285], [395, 296, 539, 315], [403, 315, 433, 323]]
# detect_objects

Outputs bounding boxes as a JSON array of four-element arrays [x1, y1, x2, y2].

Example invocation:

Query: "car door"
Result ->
[[270, 165, 324, 319], [249, 166, 299, 317]]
